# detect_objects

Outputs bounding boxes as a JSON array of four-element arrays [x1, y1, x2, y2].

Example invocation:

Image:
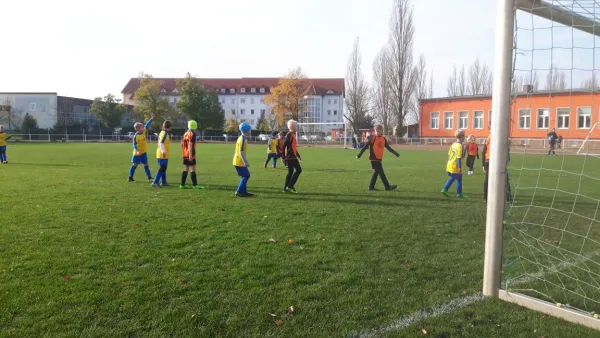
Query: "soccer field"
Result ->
[[1, 142, 599, 337]]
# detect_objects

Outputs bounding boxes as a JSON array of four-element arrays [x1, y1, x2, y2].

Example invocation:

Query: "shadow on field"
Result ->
[[310, 168, 361, 173], [15, 162, 80, 167]]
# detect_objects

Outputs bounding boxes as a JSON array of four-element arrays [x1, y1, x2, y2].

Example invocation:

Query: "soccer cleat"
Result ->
[[245, 192, 255, 197], [193, 185, 205, 190], [151, 183, 160, 188], [273, 167, 278, 170], [385, 185, 398, 191], [441, 189, 450, 197], [128, 177, 135, 182], [284, 188, 298, 194], [456, 194, 469, 198], [160, 183, 170, 187], [147, 177, 153, 182], [235, 192, 247, 197], [369, 187, 378, 191]]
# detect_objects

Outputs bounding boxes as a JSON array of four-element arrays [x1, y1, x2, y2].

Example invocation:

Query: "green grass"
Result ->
[[0, 142, 599, 337]]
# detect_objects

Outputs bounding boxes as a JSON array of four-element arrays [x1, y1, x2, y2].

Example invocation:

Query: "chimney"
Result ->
[[522, 84, 533, 93]]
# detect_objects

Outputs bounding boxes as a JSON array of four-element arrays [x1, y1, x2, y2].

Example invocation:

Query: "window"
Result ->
[[260, 88, 265, 93], [251, 88, 256, 93], [334, 99, 338, 104], [458, 111, 468, 129], [231, 109, 236, 115], [220, 89, 225, 93], [557, 108, 570, 129], [473, 110, 483, 129], [251, 98, 255, 104], [251, 109, 255, 115], [231, 98, 235, 104], [29, 102, 36, 111], [327, 110, 331, 115], [260, 99, 264, 104], [537, 108, 549, 129], [577, 107, 592, 128], [240, 88, 246, 93], [333, 110, 337, 115], [518, 109, 531, 129], [160, 88, 166, 93], [230, 89, 235, 93], [260, 109, 265, 115], [241, 109, 246, 115], [430, 112, 440, 129], [240, 98, 246, 104], [328, 99, 332, 104], [444, 111, 454, 129]]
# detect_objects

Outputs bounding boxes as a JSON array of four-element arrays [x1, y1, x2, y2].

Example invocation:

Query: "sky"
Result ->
[[1, 0, 596, 100]]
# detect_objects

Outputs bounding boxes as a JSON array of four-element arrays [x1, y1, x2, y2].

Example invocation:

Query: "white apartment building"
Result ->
[[121, 77, 345, 130]]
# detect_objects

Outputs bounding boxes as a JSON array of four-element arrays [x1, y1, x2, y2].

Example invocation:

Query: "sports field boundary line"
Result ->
[[349, 249, 600, 337]]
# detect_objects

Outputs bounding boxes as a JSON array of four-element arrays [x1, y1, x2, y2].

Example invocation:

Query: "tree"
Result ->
[[545, 65, 567, 91], [344, 38, 371, 135], [256, 110, 270, 132], [447, 65, 459, 96], [359, 115, 375, 130], [264, 67, 311, 124], [372, 47, 395, 135], [512, 72, 539, 93], [387, 0, 417, 135], [467, 58, 492, 95], [90, 94, 126, 130], [223, 118, 239, 133], [176, 73, 225, 134], [133, 73, 174, 123], [0, 99, 21, 130], [582, 72, 599, 89], [21, 113, 39, 132]]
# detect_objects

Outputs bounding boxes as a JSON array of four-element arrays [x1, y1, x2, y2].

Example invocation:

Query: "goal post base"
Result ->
[[498, 290, 600, 330]]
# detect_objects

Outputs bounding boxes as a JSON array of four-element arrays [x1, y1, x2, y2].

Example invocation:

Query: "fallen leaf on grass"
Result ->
[[135, 222, 141, 227], [182, 284, 189, 289], [421, 328, 428, 334], [65, 275, 72, 281], [274, 320, 283, 326], [193, 200, 198, 204], [268, 313, 277, 317], [268, 238, 280, 243], [288, 239, 295, 245], [288, 306, 295, 314]]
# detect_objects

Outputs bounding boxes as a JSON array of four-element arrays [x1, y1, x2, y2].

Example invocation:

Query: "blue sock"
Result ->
[[144, 165, 152, 178], [129, 165, 137, 178], [273, 158, 277, 168], [152, 171, 161, 185], [237, 177, 246, 193], [242, 176, 249, 192], [456, 178, 463, 195], [443, 177, 455, 191], [161, 171, 167, 184]]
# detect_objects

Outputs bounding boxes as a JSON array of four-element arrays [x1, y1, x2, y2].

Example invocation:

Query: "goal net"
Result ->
[[296, 122, 348, 148], [486, 0, 600, 329]]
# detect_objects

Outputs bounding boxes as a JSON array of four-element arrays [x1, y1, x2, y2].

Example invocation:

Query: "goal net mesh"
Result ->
[[503, 0, 600, 317]]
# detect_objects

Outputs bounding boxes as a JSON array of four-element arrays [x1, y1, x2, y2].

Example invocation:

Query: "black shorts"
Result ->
[[183, 158, 196, 166]]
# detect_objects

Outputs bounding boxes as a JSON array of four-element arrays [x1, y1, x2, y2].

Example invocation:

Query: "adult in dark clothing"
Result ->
[[547, 128, 558, 156]]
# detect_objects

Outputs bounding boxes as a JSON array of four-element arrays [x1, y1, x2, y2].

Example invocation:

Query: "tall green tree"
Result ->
[[176, 73, 225, 133], [256, 110, 270, 132], [90, 94, 126, 130], [21, 113, 39, 132], [133, 73, 174, 123]]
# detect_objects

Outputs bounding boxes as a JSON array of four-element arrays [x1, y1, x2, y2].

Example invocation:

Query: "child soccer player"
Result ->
[[465, 135, 479, 175], [282, 120, 302, 193], [442, 129, 467, 198], [0, 125, 12, 164], [233, 122, 253, 197], [128, 114, 155, 182], [264, 131, 279, 170], [356, 124, 399, 191], [180, 120, 203, 189], [152, 120, 172, 188]]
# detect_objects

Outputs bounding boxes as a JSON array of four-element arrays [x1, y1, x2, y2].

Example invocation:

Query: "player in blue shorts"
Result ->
[[152, 120, 171, 188], [233, 122, 253, 197], [128, 114, 154, 182]]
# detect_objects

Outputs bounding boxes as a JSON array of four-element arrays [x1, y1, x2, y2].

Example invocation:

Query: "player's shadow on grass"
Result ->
[[16, 163, 80, 167], [310, 168, 360, 173]]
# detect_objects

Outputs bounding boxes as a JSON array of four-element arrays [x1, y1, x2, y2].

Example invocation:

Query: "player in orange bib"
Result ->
[[356, 124, 400, 191], [465, 135, 479, 175], [282, 120, 302, 193]]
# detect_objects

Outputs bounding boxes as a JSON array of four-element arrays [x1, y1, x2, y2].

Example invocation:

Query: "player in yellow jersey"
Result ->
[[152, 120, 172, 188], [0, 125, 12, 164], [264, 131, 280, 170], [128, 114, 154, 182], [233, 122, 253, 197], [441, 129, 467, 198]]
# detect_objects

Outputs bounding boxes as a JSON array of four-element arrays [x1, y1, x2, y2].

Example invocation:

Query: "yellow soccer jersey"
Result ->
[[233, 135, 249, 167], [267, 137, 278, 154], [132, 129, 148, 155], [0, 133, 9, 146], [446, 142, 464, 174], [156, 130, 171, 159]]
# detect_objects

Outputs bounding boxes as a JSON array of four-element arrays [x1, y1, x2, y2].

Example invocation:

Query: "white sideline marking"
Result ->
[[350, 250, 600, 338], [348, 293, 485, 338]]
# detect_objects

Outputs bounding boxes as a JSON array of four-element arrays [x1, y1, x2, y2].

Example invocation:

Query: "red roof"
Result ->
[[121, 77, 345, 97]]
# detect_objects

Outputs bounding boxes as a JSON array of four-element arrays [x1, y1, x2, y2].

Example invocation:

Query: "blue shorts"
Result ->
[[267, 153, 277, 159], [235, 166, 250, 178], [131, 153, 148, 165], [157, 159, 168, 167], [447, 172, 463, 179]]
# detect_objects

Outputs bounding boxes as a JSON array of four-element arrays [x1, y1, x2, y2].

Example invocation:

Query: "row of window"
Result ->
[[517, 107, 592, 129], [429, 108, 594, 130], [222, 98, 265, 105], [222, 88, 266, 94], [230, 109, 266, 116]]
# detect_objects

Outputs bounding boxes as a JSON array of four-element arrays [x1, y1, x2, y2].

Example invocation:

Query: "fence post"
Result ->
[[29, 129, 31, 142]]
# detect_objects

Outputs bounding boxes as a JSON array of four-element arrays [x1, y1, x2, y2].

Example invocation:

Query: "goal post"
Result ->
[[485, 0, 600, 330], [296, 122, 348, 148]]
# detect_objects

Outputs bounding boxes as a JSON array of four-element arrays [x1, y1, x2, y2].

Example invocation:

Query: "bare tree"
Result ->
[[372, 47, 395, 135], [428, 71, 435, 98], [387, 0, 417, 131], [344, 37, 370, 135], [457, 65, 466, 96], [545, 65, 567, 91], [447, 65, 459, 96], [468, 58, 482, 95], [0, 99, 22, 130], [414, 54, 430, 100], [512, 72, 540, 93], [582, 71, 599, 89]]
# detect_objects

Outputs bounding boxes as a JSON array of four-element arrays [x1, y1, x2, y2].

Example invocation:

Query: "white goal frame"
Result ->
[[484, 0, 600, 330], [576, 122, 600, 156], [296, 122, 348, 148]]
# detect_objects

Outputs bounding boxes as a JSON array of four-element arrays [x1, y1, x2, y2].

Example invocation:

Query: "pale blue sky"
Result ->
[[2, 0, 595, 99]]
